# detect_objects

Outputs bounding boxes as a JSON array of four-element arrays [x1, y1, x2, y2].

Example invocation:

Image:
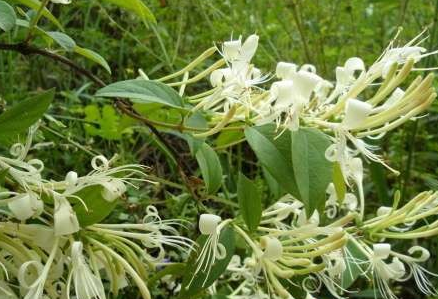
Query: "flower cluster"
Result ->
[[0, 130, 192, 299]]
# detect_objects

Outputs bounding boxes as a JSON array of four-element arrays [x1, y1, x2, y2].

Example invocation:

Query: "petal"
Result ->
[[239, 34, 259, 62], [342, 98, 373, 129], [199, 214, 222, 235], [373, 243, 391, 259], [344, 57, 365, 73], [276, 62, 297, 79]]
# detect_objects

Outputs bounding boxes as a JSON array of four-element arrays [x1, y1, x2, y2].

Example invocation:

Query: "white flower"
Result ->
[[187, 214, 228, 288], [367, 243, 407, 299], [67, 241, 106, 299], [393, 246, 438, 296]]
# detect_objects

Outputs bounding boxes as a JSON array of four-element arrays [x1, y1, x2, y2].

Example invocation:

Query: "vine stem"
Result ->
[[0, 41, 199, 200]]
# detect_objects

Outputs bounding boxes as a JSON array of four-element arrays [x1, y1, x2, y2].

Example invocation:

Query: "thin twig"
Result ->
[[0, 41, 198, 199]]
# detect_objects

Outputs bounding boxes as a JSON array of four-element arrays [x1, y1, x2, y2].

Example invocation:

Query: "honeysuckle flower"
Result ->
[[366, 243, 408, 299], [63, 155, 147, 203], [391, 246, 438, 296], [204, 34, 267, 116], [67, 241, 106, 299], [221, 34, 259, 64], [187, 214, 230, 288], [90, 205, 194, 262]]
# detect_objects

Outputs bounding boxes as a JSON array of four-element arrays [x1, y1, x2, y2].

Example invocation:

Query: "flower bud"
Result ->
[[65, 171, 78, 186], [261, 236, 283, 261], [199, 214, 221, 235], [343, 98, 373, 129]]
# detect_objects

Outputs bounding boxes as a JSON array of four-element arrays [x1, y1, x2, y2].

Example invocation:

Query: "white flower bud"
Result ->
[[373, 243, 391, 259], [65, 171, 78, 186], [343, 98, 373, 129], [223, 39, 241, 61], [261, 236, 283, 261], [54, 195, 79, 236], [199, 214, 221, 235]]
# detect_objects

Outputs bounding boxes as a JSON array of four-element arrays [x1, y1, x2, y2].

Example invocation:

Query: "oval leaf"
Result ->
[[96, 79, 185, 109], [0, 89, 54, 142], [46, 31, 76, 51], [0, 1, 16, 32], [291, 128, 333, 216], [195, 143, 223, 194], [237, 173, 262, 232], [74, 46, 112, 74], [73, 186, 118, 227], [244, 125, 299, 197]]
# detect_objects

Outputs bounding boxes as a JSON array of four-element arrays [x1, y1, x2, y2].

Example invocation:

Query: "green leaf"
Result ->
[[74, 46, 111, 74], [333, 162, 346, 204], [0, 1, 16, 32], [341, 240, 368, 289], [180, 227, 235, 298], [237, 173, 262, 232], [96, 79, 185, 109], [102, 0, 156, 23], [0, 89, 54, 142], [244, 125, 299, 197], [10, 0, 63, 29], [46, 31, 76, 51], [195, 143, 223, 194], [291, 128, 333, 215], [73, 186, 118, 227], [369, 161, 390, 205]]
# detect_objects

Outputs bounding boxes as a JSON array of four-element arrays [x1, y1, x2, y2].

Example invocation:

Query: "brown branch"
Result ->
[[0, 41, 198, 199]]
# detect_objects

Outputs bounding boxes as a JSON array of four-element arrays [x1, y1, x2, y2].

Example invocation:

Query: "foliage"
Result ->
[[1, 1, 438, 299]]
